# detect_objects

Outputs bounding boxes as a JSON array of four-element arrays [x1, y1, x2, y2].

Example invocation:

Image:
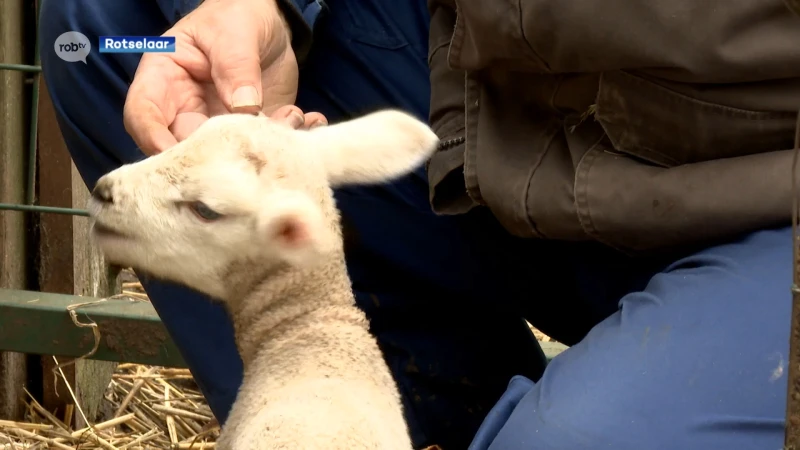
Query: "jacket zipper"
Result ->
[[437, 136, 465, 151]]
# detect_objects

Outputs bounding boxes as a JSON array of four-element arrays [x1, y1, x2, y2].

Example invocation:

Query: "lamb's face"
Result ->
[[88, 110, 439, 300]]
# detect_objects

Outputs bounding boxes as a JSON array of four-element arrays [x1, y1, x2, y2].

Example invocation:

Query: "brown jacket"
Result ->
[[426, 0, 800, 254]]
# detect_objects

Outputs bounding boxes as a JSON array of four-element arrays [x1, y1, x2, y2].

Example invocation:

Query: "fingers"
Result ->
[[169, 112, 210, 142], [128, 118, 178, 156], [302, 112, 328, 129], [268, 105, 328, 130], [123, 62, 180, 155], [188, 0, 296, 116], [269, 105, 304, 128], [201, 14, 264, 114]]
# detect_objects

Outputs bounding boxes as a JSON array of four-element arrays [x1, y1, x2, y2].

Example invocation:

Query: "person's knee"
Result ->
[[472, 227, 791, 449], [480, 329, 786, 449]]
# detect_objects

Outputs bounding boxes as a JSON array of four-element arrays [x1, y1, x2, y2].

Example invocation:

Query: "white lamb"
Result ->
[[86, 109, 440, 450]]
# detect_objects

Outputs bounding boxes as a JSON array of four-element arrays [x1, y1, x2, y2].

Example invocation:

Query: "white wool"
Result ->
[[87, 110, 439, 450]]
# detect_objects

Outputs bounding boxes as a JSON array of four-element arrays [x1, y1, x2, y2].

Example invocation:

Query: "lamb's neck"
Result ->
[[226, 256, 360, 365]]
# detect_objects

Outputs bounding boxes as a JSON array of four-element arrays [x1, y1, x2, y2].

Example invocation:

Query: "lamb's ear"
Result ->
[[304, 110, 440, 187], [256, 191, 330, 267]]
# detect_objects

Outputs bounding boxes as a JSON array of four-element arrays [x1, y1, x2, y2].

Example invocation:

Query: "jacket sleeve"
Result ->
[[275, 0, 325, 64], [448, 0, 800, 80]]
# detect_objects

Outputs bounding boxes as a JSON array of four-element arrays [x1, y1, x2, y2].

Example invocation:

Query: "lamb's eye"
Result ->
[[189, 201, 223, 221]]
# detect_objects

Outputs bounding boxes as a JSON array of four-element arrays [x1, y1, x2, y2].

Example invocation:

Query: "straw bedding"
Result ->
[[0, 363, 219, 449], [0, 271, 218, 449]]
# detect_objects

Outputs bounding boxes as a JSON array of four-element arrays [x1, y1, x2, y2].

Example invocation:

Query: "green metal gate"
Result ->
[[0, 5, 184, 369]]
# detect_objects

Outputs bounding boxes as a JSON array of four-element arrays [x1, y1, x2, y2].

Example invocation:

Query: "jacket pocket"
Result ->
[[594, 70, 797, 167], [573, 137, 793, 255]]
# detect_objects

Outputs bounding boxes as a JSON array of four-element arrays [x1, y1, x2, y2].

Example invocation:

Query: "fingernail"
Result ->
[[287, 112, 304, 129], [309, 120, 327, 129], [231, 86, 260, 109], [281, 107, 300, 118]]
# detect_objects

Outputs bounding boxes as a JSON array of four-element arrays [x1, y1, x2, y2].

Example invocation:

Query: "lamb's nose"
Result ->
[[91, 179, 114, 204]]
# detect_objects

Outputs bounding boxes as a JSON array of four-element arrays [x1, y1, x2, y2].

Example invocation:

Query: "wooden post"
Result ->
[[36, 74, 119, 427], [36, 80, 78, 419], [72, 161, 120, 428], [0, 0, 30, 421]]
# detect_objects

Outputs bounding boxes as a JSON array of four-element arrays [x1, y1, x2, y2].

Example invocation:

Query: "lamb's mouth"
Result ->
[[91, 223, 131, 240]]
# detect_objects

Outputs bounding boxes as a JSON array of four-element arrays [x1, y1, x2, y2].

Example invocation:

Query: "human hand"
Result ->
[[267, 105, 328, 130], [123, 0, 300, 155]]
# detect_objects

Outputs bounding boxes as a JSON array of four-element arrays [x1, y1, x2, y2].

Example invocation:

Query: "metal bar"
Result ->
[[0, 203, 88, 216], [785, 111, 800, 449], [0, 288, 187, 368], [0, 63, 41, 72]]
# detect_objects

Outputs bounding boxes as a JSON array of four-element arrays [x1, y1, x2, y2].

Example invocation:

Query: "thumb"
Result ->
[[206, 31, 264, 114]]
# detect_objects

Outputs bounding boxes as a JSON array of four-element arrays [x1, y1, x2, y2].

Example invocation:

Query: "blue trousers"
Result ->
[[40, 0, 792, 448]]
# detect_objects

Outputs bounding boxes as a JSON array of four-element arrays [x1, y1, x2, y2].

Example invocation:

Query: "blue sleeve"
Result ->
[[276, 0, 326, 64]]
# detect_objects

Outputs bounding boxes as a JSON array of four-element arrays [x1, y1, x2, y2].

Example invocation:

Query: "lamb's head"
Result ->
[[88, 110, 439, 300]]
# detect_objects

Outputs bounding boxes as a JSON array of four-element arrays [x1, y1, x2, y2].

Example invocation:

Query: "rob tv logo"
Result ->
[[54, 32, 176, 64], [54, 31, 91, 64]]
